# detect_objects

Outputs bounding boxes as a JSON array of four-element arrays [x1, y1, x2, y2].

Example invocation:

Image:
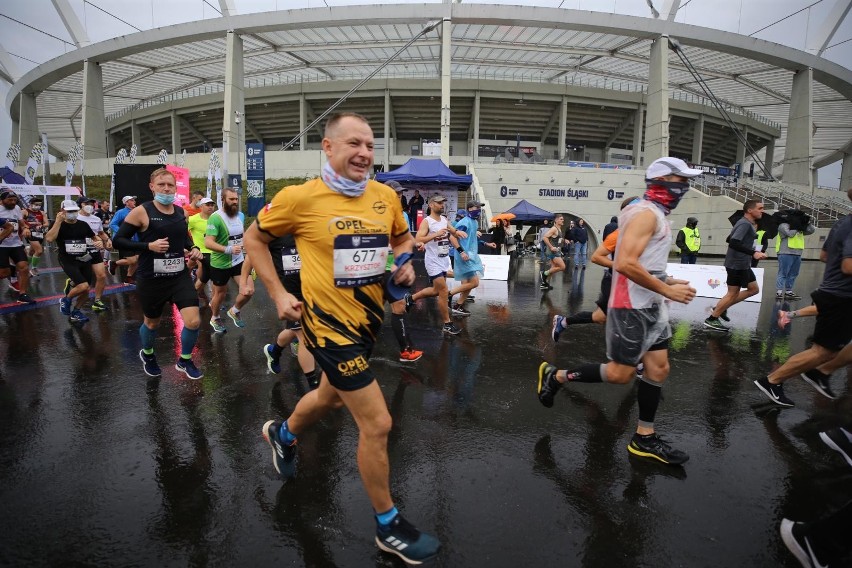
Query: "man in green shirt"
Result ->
[[204, 187, 254, 332], [188, 197, 215, 303]]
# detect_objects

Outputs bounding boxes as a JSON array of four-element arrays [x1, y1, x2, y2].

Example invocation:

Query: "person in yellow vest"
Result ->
[[775, 219, 815, 300], [675, 217, 700, 264]]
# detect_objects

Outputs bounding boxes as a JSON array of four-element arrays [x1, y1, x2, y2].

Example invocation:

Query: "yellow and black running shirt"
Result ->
[[257, 178, 409, 348]]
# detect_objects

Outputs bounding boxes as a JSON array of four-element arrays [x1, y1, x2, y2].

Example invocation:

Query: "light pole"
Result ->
[[234, 110, 244, 212]]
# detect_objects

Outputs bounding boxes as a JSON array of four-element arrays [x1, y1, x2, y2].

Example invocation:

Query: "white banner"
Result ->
[[5, 144, 20, 169], [129, 144, 137, 163], [449, 277, 509, 304], [156, 149, 168, 165], [3, 184, 81, 196], [666, 263, 764, 303], [668, 295, 761, 330], [24, 143, 45, 185], [480, 253, 511, 281]]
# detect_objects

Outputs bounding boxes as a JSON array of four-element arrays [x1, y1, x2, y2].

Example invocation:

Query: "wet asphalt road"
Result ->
[[1, 255, 850, 567]]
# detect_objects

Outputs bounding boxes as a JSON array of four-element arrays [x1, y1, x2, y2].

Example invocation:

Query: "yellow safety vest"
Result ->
[[775, 231, 804, 252], [682, 227, 700, 252], [756, 229, 766, 249]]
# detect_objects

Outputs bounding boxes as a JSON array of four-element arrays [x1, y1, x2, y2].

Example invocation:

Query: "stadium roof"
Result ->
[[3, 1, 852, 170]]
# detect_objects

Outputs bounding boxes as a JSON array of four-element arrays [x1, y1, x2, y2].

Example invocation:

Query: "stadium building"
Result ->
[[4, 1, 852, 255]]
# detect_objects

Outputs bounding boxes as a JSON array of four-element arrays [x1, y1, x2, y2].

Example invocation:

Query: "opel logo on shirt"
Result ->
[[372, 201, 387, 214]]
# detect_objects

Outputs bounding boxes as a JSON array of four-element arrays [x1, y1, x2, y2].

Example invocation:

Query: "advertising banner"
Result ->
[[166, 165, 191, 208], [246, 142, 265, 217], [666, 263, 764, 303]]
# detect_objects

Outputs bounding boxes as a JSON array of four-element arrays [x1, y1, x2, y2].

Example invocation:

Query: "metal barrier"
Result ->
[[690, 177, 850, 228]]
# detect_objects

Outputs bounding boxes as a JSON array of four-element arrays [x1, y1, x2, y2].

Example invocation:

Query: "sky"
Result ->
[[0, 0, 850, 184]]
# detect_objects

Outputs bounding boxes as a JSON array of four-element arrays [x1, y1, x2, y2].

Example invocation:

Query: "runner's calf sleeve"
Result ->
[[637, 379, 662, 426], [566, 311, 594, 325], [567, 363, 607, 383], [139, 324, 157, 352], [180, 327, 199, 358], [391, 313, 409, 350]]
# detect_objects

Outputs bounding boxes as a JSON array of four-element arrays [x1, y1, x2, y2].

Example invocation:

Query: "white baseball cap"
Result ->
[[645, 157, 704, 179], [198, 197, 215, 206], [122, 195, 136, 204], [61, 199, 80, 211]]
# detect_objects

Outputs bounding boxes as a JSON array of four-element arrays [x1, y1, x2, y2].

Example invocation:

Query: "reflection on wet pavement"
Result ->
[[0, 257, 849, 567]]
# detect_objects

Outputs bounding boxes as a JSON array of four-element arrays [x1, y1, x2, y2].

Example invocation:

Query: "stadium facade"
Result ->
[[5, 2, 852, 256]]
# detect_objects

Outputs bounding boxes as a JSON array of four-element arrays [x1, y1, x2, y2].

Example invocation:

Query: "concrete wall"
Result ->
[[470, 163, 830, 260]]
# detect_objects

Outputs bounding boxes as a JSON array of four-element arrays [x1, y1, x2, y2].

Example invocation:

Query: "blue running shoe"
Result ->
[[139, 350, 161, 377], [69, 309, 89, 323], [551, 314, 566, 343], [59, 296, 71, 315], [175, 357, 203, 380], [264, 343, 282, 374], [227, 307, 246, 328], [209, 317, 227, 333], [375, 514, 441, 565], [262, 420, 297, 479]]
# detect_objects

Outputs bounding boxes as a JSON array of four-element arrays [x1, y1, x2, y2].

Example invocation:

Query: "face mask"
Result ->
[[321, 162, 367, 197], [83, 205, 94, 214], [31, 205, 42, 211], [643, 179, 691, 215], [154, 193, 176, 205], [467, 210, 481, 219], [65, 212, 78, 221]]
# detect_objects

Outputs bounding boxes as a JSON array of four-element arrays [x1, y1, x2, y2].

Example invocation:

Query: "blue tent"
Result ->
[[505, 199, 554, 223], [376, 158, 472, 186]]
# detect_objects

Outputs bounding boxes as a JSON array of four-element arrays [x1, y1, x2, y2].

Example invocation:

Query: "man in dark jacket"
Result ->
[[570, 218, 589, 269], [602, 216, 618, 241], [675, 217, 700, 264], [407, 189, 424, 231]]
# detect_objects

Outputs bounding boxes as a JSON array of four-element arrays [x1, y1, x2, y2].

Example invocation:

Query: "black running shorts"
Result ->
[[135, 272, 199, 319], [58, 255, 94, 287], [209, 262, 243, 287], [0, 245, 28, 266], [725, 268, 757, 288], [308, 341, 375, 391], [811, 289, 852, 351]]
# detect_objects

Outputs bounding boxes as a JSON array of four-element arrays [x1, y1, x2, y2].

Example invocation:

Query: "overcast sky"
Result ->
[[1, 0, 849, 184]]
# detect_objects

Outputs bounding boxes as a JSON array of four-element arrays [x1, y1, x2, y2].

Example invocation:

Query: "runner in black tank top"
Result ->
[[136, 201, 191, 280], [262, 234, 321, 389], [112, 168, 205, 380]]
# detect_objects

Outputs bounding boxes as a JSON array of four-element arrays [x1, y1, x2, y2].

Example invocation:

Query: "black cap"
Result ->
[[466, 201, 484, 209]]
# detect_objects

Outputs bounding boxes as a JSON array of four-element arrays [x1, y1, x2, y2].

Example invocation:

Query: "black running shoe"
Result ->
[[754, 376, 795, 407], [718, 309, 730, 322], [537, 362, 561, 408], [375, 514, 441, 565], [703, 317, 729, 332], [819, 427, 852, 468], [262, 420, 297, 479], [442, 322, 461, 335], [780, 519, 827, 568], [451, 303, 471, 316], [139, 350, 162, 378], [627, 433, 689, 465], [800, 369, 836, 399]]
